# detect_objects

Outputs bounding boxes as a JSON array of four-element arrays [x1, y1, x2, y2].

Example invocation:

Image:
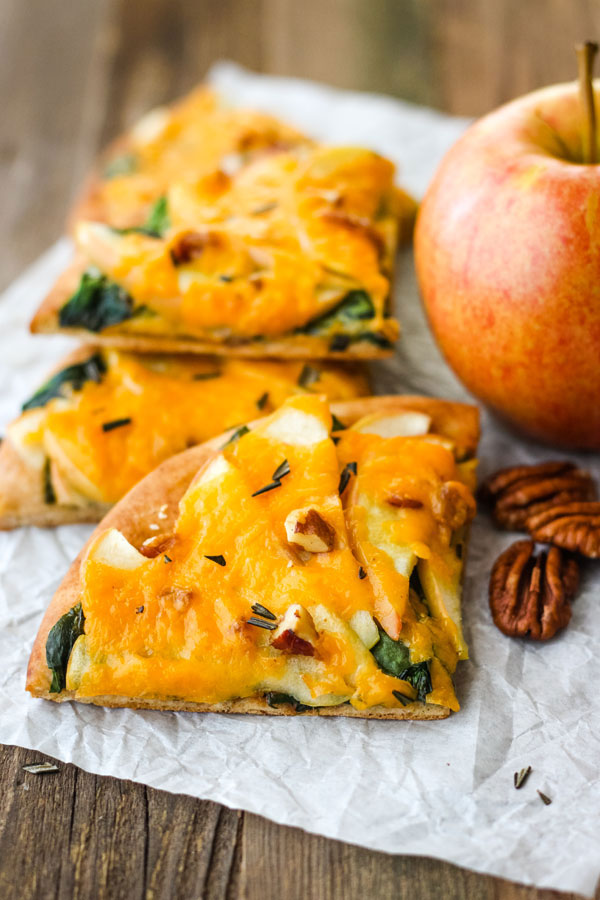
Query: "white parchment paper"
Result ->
[[1, 63, 599, 897]]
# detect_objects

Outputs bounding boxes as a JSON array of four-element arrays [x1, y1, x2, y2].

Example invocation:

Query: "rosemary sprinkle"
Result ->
[[251, 603, 277, 621], [537, 790, 552, 806], [22, 762, 59, 774], [205, 554, 226, 567], [102, 417, 132, 432], [514, 766, 532, 790], [338, 461, 357, 495], [247, 617, 277, 631]]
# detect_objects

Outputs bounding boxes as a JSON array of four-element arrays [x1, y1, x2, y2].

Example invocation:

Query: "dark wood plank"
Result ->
[[0, 745, 241, 900], [241, 813, 598, 900]]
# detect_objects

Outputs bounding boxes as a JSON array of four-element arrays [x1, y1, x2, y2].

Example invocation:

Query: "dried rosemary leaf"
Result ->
[[338, 461, 357, 495], [247, 617, 277, 631], [102, 417, 132, 433], [251, 603, 277, 621], [537, 790, 552, 806], [256, 391, 269, 410], [204, 554, 226, 567], [22, 762, 59, 774], [514, 766, 532, 790]]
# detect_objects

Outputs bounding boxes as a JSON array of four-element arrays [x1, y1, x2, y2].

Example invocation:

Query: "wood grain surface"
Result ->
[[1, 1, 599, 898]]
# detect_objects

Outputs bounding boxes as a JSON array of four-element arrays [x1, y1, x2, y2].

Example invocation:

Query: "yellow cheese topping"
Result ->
[[96, 88, 310, 228], [12, 351, 367, 506], [75, 143, 400, 342], [65, 395, 476, 713]]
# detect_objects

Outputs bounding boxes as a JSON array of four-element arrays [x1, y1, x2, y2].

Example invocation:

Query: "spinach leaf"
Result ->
[[46, 602, 85, 693], [265, 692, 313, 713], [22, 352, 106, 411], [43, 459, 56, 505], [371, 623, 433, 702], [298, 290, 375, 336], [115, 195, 170, 239], [401, 661, 433, 703], [59, 271, 143, 333], [360, 331, 394, 350], [103, 153, 138, 179], [371, 627, 411, 678]]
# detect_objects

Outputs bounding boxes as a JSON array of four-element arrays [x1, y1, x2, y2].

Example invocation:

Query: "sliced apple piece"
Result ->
[[351, 410, 432, 437], [263, 407, 329, 446], [86, 528, 147, 570], [417, 551, 468, 659], [349, 610, 379, 649], [6, 409, 47, 469]]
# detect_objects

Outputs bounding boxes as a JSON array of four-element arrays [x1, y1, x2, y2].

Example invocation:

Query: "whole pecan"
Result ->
[[480, 461, 596, 531], [527, 501, 600, 558], [489, 539, 579, 640]]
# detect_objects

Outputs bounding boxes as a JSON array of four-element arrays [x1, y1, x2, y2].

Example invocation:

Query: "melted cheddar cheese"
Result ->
[[8, 351, 367, 507], [94, 88, 310, 229], [72, 143, 400, 346], [61, 395, 476, 713]]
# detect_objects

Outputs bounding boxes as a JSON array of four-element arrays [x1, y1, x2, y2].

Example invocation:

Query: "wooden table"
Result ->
[[1, 2, 598, 897]]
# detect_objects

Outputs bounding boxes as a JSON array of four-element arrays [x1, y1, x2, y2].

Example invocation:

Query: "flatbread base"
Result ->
[[26, 396, 478, 719]]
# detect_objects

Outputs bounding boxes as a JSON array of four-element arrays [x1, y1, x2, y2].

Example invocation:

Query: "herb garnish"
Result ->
[[256, 391, 269, 410], [298, 364, 320, 389], [136, 606, 144, 614], [103, 153, 138, 179], [219, 274, 234, 283], [102, 417, 132, 433], [251, 603, 277, 621], [358, 566, 367, 580], [392, 690, 412, 706], [22, 762, 60, 774], [252, 458, 290, 497], [331, 413, 346, 432], [537, 790, 552, 806], [193, 371, 221, 381], [247, 617, 277, 631], [338, 461, 357, 495], [205, 554, 226, 567], [371, 623, 433, 702], [46, 602, 85, 693], [22, 353, 106, 411], [222, 425, 250, 448], [330, 334, 351, 352], [252, 202, 278, 215], [114, 195, 170, 239], [59, 270, 146, 333], [299, 290, 376, 336], [164, 554, 172, 563], [514, 766, 532, 790], [265, 692, 312, 712], [43, 459, 56, 505]]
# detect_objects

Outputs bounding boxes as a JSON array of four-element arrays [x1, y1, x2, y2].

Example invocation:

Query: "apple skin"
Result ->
[[415, 81, 600, 449]]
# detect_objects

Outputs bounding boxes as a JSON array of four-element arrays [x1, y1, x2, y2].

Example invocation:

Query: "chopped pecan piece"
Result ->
[[139, 534, 176, 558], [480, 461, 596, 531], [284, 508, 335, 553], [489, 539, 579, 640], [527, 501, 600, 557], [271, 604, 317, 656], [387, 495, 423, 510]]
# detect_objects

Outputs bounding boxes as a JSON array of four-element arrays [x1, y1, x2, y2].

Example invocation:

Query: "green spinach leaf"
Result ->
[[22, 353, 106, 411], [59, 271, 143, 333], [103, 153, 138, 179], [371, 627, 411, 678], [297, 290, 375, 336], [46, 602, 85, 693], [114, 195, 170, 239], [265, 692, 313, 713], [371, 623, 433, 702]]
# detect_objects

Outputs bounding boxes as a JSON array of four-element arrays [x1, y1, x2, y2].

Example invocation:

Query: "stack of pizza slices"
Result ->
[[1, 85, 480, 720]]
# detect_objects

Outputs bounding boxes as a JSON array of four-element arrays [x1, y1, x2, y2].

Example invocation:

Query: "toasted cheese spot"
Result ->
[[86, 528, 147, 570]]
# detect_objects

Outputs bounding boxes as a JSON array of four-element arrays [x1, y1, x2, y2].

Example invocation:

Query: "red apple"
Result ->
[[415, 81, 600, 449]]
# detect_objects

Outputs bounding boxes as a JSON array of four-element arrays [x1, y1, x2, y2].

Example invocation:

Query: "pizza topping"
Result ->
[[204, 554, 226, 566], [338, 461, 357, 495], [270, 604, 318, 656], [284, 507, 336, 553], [101, 417, 132, 433], [22, 353, 106, 412], [251, 458, 290, 497], [46, 602, 85, 693]]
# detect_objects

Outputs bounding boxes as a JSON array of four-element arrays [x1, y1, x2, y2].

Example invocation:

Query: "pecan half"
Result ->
[[527, 501, 600, 557], [489, 539, 579, 640], [480, 461, 596, 531]]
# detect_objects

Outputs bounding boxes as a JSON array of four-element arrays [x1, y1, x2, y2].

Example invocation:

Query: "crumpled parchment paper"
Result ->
[[0, 62, 598, 897]]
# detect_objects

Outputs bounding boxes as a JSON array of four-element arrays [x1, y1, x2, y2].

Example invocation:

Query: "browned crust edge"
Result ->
[[25, 395, 479, 718], [30, 259, 397, 360]]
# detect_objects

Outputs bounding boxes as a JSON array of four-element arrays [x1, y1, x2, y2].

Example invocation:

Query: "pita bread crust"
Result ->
[[30, 259, 396, 360], [26, 396, 479, 717]]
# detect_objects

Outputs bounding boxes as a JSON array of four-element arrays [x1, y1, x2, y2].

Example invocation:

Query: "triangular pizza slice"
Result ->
[[31, 88, 416, 359], [0, 347, 366, 529], [27, 394, 479, 719]]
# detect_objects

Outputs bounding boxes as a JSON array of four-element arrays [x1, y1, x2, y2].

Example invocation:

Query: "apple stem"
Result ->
[[576, 41, 599, 164]]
